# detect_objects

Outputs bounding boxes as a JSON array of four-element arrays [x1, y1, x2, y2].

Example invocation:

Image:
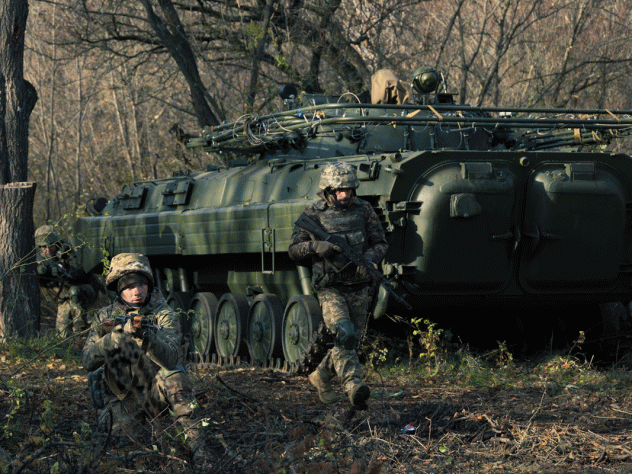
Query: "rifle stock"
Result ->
[[294, 213, 412, 311]]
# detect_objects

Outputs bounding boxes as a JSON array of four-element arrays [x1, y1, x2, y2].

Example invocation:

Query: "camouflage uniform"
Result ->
[[35, 225, 100, 337], [288, 163, 388, 408], [82, 253, 203, 450]]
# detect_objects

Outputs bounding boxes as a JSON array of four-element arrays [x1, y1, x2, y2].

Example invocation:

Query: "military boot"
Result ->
[[347, 381, 370, 410], [178, 415, 212, 465], [308, 370, 339, 404]]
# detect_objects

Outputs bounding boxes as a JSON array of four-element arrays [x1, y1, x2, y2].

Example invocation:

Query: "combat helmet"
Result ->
[[411, 66, 441, 102], [105, 253, 154, 292], [319, 162, 359, 191], [35, 225, 63, 247]]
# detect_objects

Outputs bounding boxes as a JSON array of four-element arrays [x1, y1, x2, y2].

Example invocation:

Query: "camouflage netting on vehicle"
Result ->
[[318, 162, 360, 191], [35, 225, 63, 247], [105, 253, 155, 292]]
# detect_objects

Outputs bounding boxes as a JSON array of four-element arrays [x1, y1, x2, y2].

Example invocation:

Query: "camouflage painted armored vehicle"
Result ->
[[73, 67, 632, 365]]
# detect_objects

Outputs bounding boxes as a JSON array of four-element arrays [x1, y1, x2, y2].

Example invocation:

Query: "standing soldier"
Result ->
[[288, 162, 388, 410], [35, 225, 100, 337], [82, 253, 206, 456]]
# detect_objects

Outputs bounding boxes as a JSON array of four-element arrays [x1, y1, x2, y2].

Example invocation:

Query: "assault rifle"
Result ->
[[100, 314, 162, 337], [38, 258, 76, 282], [295, 213, 412, 311], [52, 262, 75, 281]]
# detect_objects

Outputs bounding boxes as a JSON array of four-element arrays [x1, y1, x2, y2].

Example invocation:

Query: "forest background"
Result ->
[[4, 2, 632, 471], [27, 0, 632, 228]]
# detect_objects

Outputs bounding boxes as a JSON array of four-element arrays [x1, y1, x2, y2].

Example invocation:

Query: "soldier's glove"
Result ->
[[50, 265, 60, 277], [69, 286, 81, 306], [123, 318, 151, 349], [312, 241, 341, 258], [102, 325, 126, 352], [36, 263, 48, 276], [123, 318, 141, 337], [357, 262, 377, 279]]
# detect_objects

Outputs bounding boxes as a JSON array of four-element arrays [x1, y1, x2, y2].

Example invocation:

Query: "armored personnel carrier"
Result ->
[[73, 67, 632, 365]]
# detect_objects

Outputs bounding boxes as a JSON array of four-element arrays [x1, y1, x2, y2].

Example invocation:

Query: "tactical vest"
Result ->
[[311, 201, 371, 290]]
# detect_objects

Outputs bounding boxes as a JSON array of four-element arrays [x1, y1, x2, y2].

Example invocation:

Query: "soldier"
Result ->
[[288, 162, 388, 409], [82, 253, 205, 455], [35, 225, 100, 337]]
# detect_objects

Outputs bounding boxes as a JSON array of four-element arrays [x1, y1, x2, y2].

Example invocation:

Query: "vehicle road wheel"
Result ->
[[214, 293, 249, 358], [188, 293, 218, 360], [282, 295, 323, 365], [247, 294, 284, 365]]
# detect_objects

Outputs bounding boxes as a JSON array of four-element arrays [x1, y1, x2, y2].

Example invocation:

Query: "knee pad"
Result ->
[[334, 319, 357, 350]]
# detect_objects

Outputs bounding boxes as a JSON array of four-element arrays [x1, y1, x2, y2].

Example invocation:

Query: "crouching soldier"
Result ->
[[35, 225, 101, 336], [82, 253, 206, 456]]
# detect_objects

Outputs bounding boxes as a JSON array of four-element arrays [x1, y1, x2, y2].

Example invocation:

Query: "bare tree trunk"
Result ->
[[75, 57, 83, 214], [44, 1, 57, 222], [247, 0, 276, 110], [127, 86, 144, 174], [0, 0, 40, 339], [0, 183, 39, 339], [139, 0, 224, 127], [110, 71, 136, 182]]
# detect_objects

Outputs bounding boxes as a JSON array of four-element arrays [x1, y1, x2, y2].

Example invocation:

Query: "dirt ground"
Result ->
[[2, 339, 632, 474], [188, 363, 632, 474]]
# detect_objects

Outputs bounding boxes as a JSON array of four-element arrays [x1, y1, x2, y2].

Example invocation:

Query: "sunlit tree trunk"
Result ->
[[74, 57, 83, 215], [110, 71, 136, 182]]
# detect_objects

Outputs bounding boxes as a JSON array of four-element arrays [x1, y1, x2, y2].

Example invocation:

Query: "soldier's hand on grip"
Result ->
[[123, 318, 142, 338], [102, 325, 125, 352], [312, 241, 341, 258], [357, 262, 377, 278], [36, 263, 48, 276]]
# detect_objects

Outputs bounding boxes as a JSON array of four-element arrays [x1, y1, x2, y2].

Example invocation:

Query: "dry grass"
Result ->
[[1, 334, 632, 473]]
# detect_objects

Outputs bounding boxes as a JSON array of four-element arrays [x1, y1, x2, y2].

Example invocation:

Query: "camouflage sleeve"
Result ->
[[144, 300, 180, 370], [288, 205, 318, 261], [81, 306, 114, 372], [363, 205, 389, 264], [288, 227, 315, 261]]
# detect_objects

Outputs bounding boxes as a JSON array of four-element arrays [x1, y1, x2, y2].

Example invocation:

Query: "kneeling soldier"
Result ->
[[35, 225, 101, 336], [82, 253, 205, 456]]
